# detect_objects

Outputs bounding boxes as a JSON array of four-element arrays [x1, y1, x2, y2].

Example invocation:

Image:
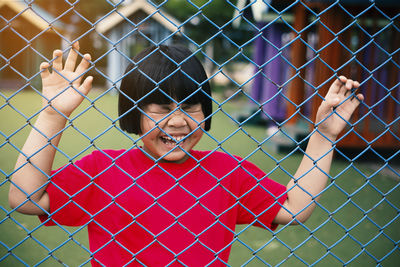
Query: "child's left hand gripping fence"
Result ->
[[1, 0, 400, 266]]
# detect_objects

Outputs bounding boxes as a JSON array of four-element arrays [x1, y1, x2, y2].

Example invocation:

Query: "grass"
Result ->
[[0, 89, 399, 266]]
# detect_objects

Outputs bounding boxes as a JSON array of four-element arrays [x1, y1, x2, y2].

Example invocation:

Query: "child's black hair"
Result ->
[[118, 45, 212, 134]]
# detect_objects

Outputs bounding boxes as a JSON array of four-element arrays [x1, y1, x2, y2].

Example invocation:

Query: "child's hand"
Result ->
[[315, 76, 364, 141], [40, 42, 93, 117]]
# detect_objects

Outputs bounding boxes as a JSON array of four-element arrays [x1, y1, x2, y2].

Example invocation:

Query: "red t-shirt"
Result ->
[[40, 149, 287, 266]]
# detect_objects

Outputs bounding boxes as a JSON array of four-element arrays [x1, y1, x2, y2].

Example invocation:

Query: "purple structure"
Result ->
[[360, 39, 395, 121], [251, 23, 288, 123]]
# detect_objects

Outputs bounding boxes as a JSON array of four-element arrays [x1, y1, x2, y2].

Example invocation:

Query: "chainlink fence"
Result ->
[[1, 0, 400, 266]]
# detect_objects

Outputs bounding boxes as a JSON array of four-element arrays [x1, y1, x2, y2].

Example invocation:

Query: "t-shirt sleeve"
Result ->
[[39, 151, 102, 226], [236, 159, 287, 231]]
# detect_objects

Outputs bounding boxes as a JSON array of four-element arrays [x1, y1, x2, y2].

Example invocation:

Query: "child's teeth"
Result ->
[[163, 136, 184, 142]]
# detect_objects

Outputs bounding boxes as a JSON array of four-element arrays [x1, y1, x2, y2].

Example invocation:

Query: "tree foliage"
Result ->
[[161, 0, 238, 45]]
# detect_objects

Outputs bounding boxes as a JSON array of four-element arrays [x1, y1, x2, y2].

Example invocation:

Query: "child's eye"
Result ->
[[145, 104, 170, 114], [182, 104, 202, 113], [154, 108, 169, 114]]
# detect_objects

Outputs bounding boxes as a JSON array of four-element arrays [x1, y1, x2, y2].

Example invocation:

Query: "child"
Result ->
[[9, 42, 363, 266]]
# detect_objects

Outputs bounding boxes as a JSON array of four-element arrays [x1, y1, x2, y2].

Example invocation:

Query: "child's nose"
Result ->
[[167, 111, 187, 127]]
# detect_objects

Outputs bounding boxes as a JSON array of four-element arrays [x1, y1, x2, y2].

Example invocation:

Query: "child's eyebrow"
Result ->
[[180, 103, 199, 108], [154, 104, 172, 109]]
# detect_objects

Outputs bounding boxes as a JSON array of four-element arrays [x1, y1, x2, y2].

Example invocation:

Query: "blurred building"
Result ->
[[95, 0, 183, 89], [0, 0, 64, 89]]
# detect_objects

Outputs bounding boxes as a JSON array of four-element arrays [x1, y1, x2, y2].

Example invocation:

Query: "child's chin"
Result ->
[[161, 150, 189, 163]]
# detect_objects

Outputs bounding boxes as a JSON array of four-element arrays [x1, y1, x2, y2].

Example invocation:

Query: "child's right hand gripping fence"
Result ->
[[1, 0, 399, 266]]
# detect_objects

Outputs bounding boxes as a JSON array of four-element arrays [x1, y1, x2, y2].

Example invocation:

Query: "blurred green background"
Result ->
[[1, 90, 399, 266]]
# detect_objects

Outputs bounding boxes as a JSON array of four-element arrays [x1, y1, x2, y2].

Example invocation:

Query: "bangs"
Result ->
[[139, 67, 209, 107], [132, 45, 209, 107]]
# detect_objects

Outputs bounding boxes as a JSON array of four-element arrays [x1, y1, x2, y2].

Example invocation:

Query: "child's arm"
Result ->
[[273, 76, 364, 225], [9, 42, 93, 215]]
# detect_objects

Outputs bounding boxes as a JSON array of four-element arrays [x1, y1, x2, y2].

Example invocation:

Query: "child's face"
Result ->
[[140, 102, 205, 163]]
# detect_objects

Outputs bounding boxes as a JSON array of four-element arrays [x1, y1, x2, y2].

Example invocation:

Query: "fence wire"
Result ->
[[1, 0, 399, 266]]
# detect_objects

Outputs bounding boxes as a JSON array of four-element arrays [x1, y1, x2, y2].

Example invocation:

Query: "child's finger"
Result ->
[[339, 78, 353, 96], [344, 80, 360, 99], [72, 54, 91, 87], [75, 54, 91, 76], [351, 93, 364, 106], [328, 76, 347, 95], [40, 62, 50, 79], [64, 42, 79, 71], [52, 50, 63, 71], [78, 76, 93, 96], [345, 79, 354, 90], [342, 93, 363, 117], [318, 96, 339, 117]]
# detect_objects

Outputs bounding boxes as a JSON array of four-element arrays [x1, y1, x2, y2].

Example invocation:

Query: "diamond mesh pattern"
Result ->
[[1, 0, 399, 266]]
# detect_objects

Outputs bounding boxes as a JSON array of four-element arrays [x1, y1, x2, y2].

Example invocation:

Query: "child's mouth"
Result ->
[[160, 135, 186, 146]]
